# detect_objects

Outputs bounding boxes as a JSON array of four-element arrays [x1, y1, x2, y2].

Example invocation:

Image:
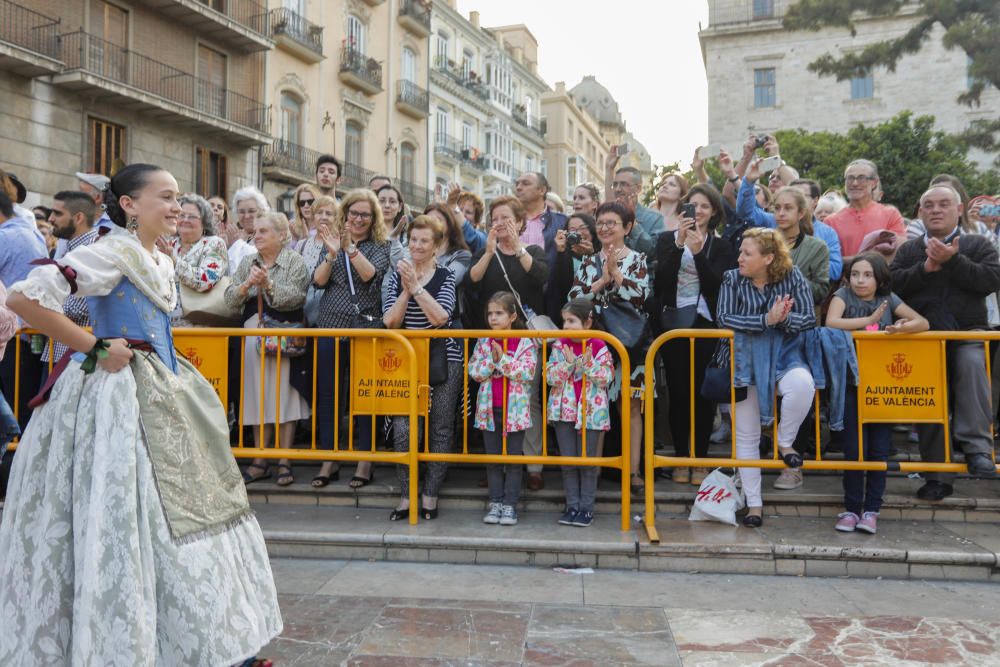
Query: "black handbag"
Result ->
[[344, 253, 383, 329], [700, 340, 747, 403], [428, 339, 448, 386], [659, 304, 698, 331], [594, 252, 648, 348]]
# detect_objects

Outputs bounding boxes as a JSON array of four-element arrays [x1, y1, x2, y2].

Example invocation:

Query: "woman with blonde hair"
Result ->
[[716, 228, 817, 527], [650, 172, 690, 235]]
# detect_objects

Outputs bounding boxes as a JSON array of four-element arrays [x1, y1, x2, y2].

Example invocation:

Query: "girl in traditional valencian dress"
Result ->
[[0, 164, 282, 666]]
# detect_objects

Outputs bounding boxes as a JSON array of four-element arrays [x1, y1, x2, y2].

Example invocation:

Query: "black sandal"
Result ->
[[742, 513, 763, 528], [275, 464, 294, 487], [421, 507, 439, 520], [780, 450, 803, 469], [242, 464, 271, 484], [349, 470, 375, 489], [388, 508, 409, 521], [311, 474, 335, 488]]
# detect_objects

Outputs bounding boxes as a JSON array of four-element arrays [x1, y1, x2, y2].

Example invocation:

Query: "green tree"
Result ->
[[774, 112, 1000, 216], [783, 0, 1000, 162]]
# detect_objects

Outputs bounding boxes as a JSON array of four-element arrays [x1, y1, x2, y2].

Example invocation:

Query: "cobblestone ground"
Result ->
[[262, 559, 1000, 666]]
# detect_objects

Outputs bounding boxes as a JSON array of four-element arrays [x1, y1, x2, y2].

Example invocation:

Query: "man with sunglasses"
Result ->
[[825, 159, 905, 260]]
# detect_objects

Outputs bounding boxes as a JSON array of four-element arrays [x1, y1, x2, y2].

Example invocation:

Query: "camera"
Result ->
[[754, 134, 771, 149], [566, 231, 582, 246]]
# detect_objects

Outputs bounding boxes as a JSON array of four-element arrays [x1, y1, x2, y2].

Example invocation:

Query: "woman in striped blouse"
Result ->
[[716, 228, 816, 527], [382, 215, 463, 522]]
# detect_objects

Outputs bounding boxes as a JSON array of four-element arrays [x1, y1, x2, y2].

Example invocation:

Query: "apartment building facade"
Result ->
[[699, 0, 1000, 166], [1, 0, 271, 206], [541, 81, 608, 203], [261, 0, 433, 213], [428, 0, 547, 202]]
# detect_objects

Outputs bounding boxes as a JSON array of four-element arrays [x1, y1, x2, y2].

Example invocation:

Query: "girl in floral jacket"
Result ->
[[546, 298, 614, 528], [469, 291, 538, 527]]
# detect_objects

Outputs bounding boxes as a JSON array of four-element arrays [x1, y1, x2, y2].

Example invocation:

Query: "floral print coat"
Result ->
[[545, 339, 614, 431], [567, 249, 649, 313], [469, 337, 538, 433]]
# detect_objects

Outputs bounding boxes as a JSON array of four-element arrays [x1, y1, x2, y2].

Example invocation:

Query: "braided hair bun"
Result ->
[[102, 163, 163, 228]]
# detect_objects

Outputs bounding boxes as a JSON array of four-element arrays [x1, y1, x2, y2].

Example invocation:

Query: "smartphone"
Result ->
[[759, 155, 783, 173], [615, 143, 629, 157], [697, 144, 722, 160], [680, 202, 697, 220], [982, 204, 1000, 217]]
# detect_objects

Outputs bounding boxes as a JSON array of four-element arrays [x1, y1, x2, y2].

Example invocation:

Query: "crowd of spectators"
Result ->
[[1, 136, 999, 532]]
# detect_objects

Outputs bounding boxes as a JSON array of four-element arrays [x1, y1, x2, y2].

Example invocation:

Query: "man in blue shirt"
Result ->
[[0, 183, 47, 430], [75, 172, 115, 231], [605, 165, 655, 256]]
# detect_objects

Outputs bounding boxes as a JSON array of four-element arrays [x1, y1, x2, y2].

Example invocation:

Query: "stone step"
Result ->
[[254, 503, 1000, 583], [246, 464, 1000, 523]]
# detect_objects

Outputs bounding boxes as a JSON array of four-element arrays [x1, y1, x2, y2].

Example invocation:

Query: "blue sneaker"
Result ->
[[558, 508, 579, 525], [571, 510, 594, 527]]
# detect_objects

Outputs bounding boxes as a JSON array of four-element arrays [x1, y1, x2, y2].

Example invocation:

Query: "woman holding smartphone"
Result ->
[[652, 185, 737, 485]]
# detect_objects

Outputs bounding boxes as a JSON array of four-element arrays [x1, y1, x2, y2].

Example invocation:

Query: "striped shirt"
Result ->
[[716, 267, 815, 334], [384, 267, 462, 363]]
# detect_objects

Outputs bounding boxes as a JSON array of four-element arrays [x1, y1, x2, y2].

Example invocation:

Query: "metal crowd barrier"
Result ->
[[6, 328, 633, 529], [641, 329, 1000, 542]]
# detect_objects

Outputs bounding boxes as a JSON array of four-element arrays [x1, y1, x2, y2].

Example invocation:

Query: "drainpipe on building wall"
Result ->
[[386, 1, 396, 181]]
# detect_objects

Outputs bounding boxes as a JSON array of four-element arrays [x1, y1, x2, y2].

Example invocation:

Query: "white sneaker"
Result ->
[[483, 502, 502, 524], [773, 468, 803, 490], [499, 504, 518, 525]]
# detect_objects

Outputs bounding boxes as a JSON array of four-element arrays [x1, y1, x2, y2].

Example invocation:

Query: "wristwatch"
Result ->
[[413, 287, 425, 297], [727, 175, 740, 183], [347, 243, 358, 258], [515, 247, 526, 258]]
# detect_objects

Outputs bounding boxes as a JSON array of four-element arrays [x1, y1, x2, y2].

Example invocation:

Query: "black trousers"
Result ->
[[661, 317, 716, 459]]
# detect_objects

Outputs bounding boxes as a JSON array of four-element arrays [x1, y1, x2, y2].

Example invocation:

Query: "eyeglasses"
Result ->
[[237, 208, 259, 217], [845, 175, 876, 184], [596, 220, 621, 229], [177, 214, 202, 221], [348, 210, 373, 221], [611, 181, 633, 189], [298, 198, 315, 206]]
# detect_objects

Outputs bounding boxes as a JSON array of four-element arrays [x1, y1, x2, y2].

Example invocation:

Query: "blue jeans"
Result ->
[[316, 337, 373, 452], [841, 386, 891, 515]]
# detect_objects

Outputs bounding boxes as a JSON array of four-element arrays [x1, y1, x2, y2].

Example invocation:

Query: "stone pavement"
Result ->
[[262, 559, 1000, 666]]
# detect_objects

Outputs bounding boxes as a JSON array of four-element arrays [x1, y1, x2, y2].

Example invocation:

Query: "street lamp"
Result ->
[[277, 187, 296, 218]]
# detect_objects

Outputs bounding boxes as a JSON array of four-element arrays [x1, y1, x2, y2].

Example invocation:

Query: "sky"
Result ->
[[456, 0, 710, 169]]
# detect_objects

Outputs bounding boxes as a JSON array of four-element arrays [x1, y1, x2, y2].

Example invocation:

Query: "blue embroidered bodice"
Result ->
[[82, 277, 178, 373]]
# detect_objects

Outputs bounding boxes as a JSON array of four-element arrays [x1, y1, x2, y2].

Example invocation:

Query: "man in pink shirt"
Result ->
[[826, 159, 906, 259]]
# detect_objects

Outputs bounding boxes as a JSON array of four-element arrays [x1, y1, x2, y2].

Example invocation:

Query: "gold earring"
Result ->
[[127, 216, 138, 234]]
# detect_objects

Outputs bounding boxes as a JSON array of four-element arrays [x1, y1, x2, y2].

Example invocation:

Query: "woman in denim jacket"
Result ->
[[716, 228, 816, 527]]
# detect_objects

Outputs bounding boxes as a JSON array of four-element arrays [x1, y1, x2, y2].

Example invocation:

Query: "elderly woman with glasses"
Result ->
[[167, 194, 229, 327], [311, 189, 391, 488], [229, 186, 268, 275]]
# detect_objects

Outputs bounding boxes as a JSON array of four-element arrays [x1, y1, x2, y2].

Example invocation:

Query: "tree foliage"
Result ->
[[783, 0, 1000, 161]]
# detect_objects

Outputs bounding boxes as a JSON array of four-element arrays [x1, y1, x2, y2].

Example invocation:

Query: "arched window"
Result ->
[[347, 14, 365, 53], [400, 142, 416, 185], [345, 120, 363, 167], [402, 47, 416, 83], [279, 92, 303, 145]]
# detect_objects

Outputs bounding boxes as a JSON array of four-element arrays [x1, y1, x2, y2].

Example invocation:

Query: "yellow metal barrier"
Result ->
[[642, 329, 1000, 542], [5, 327, 634, 530]]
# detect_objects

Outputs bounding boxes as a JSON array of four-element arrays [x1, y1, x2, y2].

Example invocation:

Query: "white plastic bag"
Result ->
[[688, 468, 746, 526]]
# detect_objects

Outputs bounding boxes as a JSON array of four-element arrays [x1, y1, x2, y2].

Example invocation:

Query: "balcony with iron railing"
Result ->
[[511, 106, 544, 138], [396, 79, 429, 118], [705, 0, 789, 30], [262, 138, 323, 182], [434, 133, 462, 164], [0, 0, 62, 76], [269, 6, 323, 62], [338, 44, 382, 95], [397, 0, 432, 38], [134, 0, 270, 51], [340, 160, 378, 192], [55, 31, 269, 144], [398, 179, 433, 210], [459, 147, 487, 173], [430, 55, 490, 103]]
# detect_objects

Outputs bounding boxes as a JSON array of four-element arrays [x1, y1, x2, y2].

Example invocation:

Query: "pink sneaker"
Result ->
[[835, 512, 859, 532], [856, 512, 878, 534]]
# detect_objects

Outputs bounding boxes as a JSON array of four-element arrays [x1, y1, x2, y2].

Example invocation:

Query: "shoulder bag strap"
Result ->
[[343, 251, 361, 315], [493, 249, 529, 318]]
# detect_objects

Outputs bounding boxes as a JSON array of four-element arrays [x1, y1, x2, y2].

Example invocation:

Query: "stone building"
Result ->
[[541, 81, 609, 203], [569, 76, 654, 186], [699, 0, 1000, 166], [428, 0, 548, 202], [1, 0, 271, 207], [262, 0, 433, 215]]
